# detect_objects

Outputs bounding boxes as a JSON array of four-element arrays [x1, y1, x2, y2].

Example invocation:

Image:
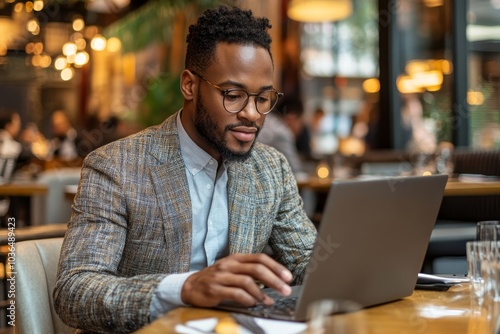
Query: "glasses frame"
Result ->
[[190, 70, 283, 115]]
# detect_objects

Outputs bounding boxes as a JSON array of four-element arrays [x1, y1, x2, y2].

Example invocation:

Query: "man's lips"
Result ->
[[230, 126, 258, 142]]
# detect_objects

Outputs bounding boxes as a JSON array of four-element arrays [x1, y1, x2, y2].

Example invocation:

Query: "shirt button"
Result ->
[[209, 160, 214, 165], [192, 168, 198, 173], [206, 184, 211, 189]]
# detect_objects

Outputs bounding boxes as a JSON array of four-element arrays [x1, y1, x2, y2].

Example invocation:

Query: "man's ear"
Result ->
[[180, 70, 197, 101]]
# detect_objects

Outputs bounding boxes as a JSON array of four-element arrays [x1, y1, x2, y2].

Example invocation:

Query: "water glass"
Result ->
[[467, 241, 490, 306], [476, 221, 500, 241], [481, 242, 500, 333], [306, 299, 366, 334]]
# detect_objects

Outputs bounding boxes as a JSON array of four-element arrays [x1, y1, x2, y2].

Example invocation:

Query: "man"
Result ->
[[0, 111, 22, 159], [0, 111, 22, 217], [258, 109, 305, 176], [54, 5, 317, 333], [48, 110, 82, 161]]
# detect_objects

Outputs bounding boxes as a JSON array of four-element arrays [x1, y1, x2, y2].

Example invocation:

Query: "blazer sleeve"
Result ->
[[53, 148, 167, 333], [266, 151, 317, 285]]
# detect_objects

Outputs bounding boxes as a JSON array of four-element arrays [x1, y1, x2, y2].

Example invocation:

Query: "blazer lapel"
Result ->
[[227, 162, 256, 254], [149, 117, 192, 273]]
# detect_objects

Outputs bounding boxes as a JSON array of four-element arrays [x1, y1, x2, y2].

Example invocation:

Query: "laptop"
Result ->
[[217, 174, 448, 321]]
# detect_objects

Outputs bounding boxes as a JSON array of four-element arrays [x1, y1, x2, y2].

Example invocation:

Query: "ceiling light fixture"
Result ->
[[287, 0, 353, 23]]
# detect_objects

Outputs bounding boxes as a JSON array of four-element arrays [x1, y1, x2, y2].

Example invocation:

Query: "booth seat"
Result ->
[[35, 167, 81, 225], [424, 148, 500, 274], [15, 238, 74, 334]]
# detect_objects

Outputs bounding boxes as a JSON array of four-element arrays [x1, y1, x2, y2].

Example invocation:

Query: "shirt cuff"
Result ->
[[149, 271, 197, 321]]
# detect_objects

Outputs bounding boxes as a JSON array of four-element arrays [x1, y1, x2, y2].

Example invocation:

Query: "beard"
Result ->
[[194, 93, 260, 162]]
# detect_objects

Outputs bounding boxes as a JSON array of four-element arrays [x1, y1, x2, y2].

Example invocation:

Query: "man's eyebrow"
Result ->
[[220, 80, 274, 91]]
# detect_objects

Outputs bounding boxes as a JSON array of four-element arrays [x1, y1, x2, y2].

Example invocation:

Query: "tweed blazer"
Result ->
[[53, 112, 317, 333]]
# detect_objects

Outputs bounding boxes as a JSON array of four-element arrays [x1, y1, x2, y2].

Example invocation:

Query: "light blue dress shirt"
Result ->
[[150, 111, 229, 319]]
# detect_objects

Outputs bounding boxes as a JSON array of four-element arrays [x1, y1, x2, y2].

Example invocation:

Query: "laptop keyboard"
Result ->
[[246, 296, 298, 318]]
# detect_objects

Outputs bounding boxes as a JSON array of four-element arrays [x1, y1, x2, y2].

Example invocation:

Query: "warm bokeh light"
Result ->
[[413, 70, 443, 88], [33, 0, 44, 11], [406, 59, 452, 76], [362, 78, 380, 93], [91, 35, 107, 51], [31, 54, 41, 67], [33, 42, 43, 55], [316, 161, 331, 179], [422, 171, 433, 176], [397, 70, 443, 93], [426, 85, 442, 92], [75, 38, 87, 50], [406, 60, 429, 76], [66, 53, 75, 64], [70, 32, 83, 42], [423, 0, 443, 7], [74, 51, 89, 67], [397, 75, 424, 94], [14, 3, 23, 12], [54, 56, 67, 70], [317, 166, 330, 179], [25, 1, 34, 12], [73, 18, 85, 32], [62, 42, 77, 56], [288, 0, 353, 22], [468, 90, 485, 105], [438, 59, 452, 74], [26, 19, 39, 33], [25, 42, 35, 54], [84, 25, 99, 39], [39, 54, 52, 68], [61, 67, 74, 81], [106, 37, 122, 53]]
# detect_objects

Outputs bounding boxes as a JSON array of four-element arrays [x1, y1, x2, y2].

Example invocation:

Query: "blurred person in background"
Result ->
[[0, 110, 22, 159], [0, 111, 22, 222], [281, 98, 312, 161], [48, 110, 84, 161], [258, 99, 305, 176]]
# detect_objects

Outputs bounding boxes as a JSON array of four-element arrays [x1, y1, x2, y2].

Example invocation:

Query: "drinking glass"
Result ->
[[467, 241, 490, 306], [476, 221, 500, 241], [481, 242, 500, 333], [306, 299, 366, 334]]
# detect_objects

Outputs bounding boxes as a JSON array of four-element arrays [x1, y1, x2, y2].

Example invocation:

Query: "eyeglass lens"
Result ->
[[224, 90, 279, 114]]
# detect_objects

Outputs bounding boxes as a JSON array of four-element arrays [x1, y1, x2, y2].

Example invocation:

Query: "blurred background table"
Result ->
[[0, 182, 47, 196], [0, 182, 47, 226], [297, 176, 500, 197]]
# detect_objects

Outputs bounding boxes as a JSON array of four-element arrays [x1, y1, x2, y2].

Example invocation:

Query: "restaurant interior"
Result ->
[[0, 0, 499, 332]]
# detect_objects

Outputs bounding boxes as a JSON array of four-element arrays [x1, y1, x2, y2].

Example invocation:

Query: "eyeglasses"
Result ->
[[191, 70, 283, 115]]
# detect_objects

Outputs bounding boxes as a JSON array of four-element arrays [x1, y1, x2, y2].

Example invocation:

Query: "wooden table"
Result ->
[[0, 182, 47, 196], [297, 177, 500, 197], [444, 180, 500, 196], [0, 182, 48, 225], [134, 284, 493, 334]]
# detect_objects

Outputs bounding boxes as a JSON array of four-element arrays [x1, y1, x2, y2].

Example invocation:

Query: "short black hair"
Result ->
[[185, 5, 273, 73], [0, 110, 16, 130]]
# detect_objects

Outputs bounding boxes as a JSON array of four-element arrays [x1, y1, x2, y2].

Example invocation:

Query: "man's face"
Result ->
[[187, 43, 275, 162], [8, 113, 21, 137], [194, 90, 258, 162]]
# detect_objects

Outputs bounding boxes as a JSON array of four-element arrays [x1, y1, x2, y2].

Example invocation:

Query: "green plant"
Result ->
[[139, 72, 182, 127]]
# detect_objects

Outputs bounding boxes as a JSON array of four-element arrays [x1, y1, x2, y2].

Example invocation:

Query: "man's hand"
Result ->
[[181, 253, 292, 307]]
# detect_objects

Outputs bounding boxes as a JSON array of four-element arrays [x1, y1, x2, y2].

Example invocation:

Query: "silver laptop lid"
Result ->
[[294, 174, 448, 320]]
